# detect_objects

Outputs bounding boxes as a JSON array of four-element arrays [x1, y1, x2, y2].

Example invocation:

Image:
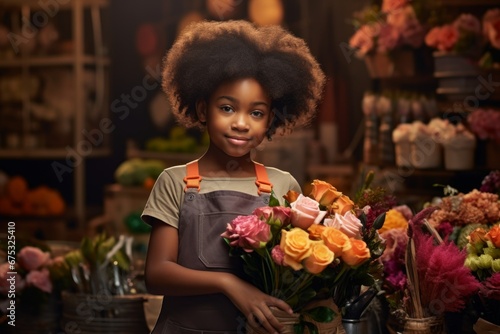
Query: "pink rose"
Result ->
[[221, 215, 271, 252], [400, 19, 425, 48], [483, 9, 500, 37], [377, 24, 401, 53], [0, 263, 25, 294], [290, 194, 327, 229], [438, 25, 459, 51], [17, 246, 50, 271], [454, 13, 481, 35], [26, 268, 53, 293], [271, 245, 285, 266], [252, 206, 291, 227], [324, 212, 363, 239]]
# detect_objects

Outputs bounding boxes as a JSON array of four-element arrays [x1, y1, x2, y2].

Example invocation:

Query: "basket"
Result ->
[[60, 292, 150, 334], [403, 316, 446, 334]]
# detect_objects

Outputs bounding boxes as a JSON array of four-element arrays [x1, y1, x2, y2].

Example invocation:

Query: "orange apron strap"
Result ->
[[254, 162, 273, 195], [184, 160, 202, 192]]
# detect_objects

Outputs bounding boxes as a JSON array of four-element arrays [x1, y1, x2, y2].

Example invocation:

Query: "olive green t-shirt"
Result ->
[[141, 164, 302, 228]]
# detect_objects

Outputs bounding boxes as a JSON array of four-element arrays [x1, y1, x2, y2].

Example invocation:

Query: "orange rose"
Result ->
[[309, 180, 342, 207], [331, 195, 355, 215], [321, 227, 350, 257], [486, 225, 500, 248], [283, 190, 300, 204], [308, 224, 327, 240], [303, 241, 334, 274], [280, 229, 313, 270], [342, 239, 370, 267]]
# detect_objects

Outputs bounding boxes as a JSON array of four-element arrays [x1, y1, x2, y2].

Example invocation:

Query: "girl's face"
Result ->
[[197, 78, 272, 158]]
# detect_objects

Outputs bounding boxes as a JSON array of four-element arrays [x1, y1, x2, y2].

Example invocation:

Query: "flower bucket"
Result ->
[[410, 141, 442, 169], [443, 146, 475, 170], [364, 50, 415, 78], [60, 292, 150, 334], [433, 52, 480, 99], [395, 141, 412, 168], [403, 316, 446, 334], [246, 299, 342, 334]]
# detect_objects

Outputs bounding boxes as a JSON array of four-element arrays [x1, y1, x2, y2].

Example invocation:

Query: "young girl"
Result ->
[[142, 20, 325, 334]]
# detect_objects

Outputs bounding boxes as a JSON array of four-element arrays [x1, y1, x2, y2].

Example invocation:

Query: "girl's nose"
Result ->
[[232, 114, 250, 131]]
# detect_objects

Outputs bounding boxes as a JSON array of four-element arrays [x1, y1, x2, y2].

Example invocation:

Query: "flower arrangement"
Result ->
[[221, 177, 386, 332], [427, 185, 500, 248], [467, 108, 500, 144], [380, 207, 481, 333], [464, 224, 500, 328], [480, 170, 500, 196], [349, 0, 430, 58], [425, 13, 483, 55], [0, 241, 72, 329]]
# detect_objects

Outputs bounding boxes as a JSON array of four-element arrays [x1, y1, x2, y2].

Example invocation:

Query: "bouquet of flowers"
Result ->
[[349, 0, 430, 58], [221, 178, 386, 333]]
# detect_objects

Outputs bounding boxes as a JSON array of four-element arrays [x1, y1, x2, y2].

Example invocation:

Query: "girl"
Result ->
[[142, 20, 325, 334]]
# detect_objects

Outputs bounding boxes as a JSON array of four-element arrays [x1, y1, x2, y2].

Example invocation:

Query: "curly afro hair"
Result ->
[[162, 20, 325, 137]]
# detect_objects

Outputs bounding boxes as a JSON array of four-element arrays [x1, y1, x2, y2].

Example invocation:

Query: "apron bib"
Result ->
[[152, 161, 272, 334]]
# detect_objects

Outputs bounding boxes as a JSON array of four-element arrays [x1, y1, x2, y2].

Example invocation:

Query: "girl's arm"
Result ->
[[144, 218, 293, 333]]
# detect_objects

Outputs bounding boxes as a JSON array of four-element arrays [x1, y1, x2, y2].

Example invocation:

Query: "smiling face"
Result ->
[[197, 77, 273, 160]]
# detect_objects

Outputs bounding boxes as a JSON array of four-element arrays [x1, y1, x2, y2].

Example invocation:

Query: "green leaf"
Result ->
[[269, 191, 280, 207], [302, 306, 335, 323], [372, 212, 386, 230]]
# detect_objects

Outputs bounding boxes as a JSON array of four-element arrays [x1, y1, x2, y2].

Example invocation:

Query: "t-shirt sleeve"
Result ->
[[141, 169, 183, 228]]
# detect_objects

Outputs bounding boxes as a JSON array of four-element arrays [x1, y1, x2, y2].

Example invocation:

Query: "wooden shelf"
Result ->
[[0, 147, 110, 159], [1, 0, 109, 9], [0, 56, 110, 68]]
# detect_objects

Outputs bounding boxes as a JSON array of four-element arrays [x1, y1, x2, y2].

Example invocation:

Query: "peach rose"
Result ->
[[485, 18, 500, 49], [280, 228, 313, 270], [342, 239, 371, 267], [290, 194, 327, 229], [331, 195, 355, 216], [486, 225, 500, 248], [17, 246, 50, 271], [283, 190, 300, 204], [468, 228, 488, 247], [425, 27, 442, 48], [309, 180, 342, 208], [321, 227, 350, 257], [438, 25, 459, 51], [303, 242, 334, 274]]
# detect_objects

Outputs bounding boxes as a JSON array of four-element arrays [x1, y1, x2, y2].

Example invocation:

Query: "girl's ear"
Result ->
[[196, 100, 207, 123]]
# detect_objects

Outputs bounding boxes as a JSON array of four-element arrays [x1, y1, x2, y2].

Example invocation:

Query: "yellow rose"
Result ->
[[280, 228, 313, 270], [486, 225, 500, 248], [321, 227, 350, 257], [303, 241, 334, 274], [309, 180, 342, 207], [331, 195, 354, 215], [342, 238, 371, 267], [378, 209, 408, 234]]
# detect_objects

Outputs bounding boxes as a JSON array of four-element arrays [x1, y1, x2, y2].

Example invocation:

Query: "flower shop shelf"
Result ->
[[0, 0, 111, 227]]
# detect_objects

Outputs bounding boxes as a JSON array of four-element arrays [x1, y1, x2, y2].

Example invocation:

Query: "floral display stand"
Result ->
[[364, 50, 415, 78]]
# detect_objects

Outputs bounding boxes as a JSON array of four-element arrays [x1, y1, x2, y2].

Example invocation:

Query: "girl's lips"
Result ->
[[227, 136, 250, 146]]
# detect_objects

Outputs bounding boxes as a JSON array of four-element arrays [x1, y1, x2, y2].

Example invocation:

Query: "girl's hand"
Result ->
[[221, 274, 293, 334]]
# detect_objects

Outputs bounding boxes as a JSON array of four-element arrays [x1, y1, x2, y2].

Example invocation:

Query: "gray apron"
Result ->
[[151, 161, 272, 334]]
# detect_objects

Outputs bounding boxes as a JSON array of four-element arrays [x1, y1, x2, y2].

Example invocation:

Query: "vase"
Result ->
[[246, 299, 342, 334], [364, 50, 415, 78], [402, 316, 446, 334]]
